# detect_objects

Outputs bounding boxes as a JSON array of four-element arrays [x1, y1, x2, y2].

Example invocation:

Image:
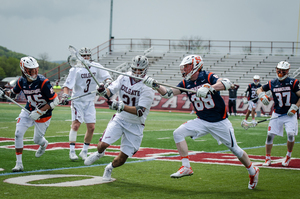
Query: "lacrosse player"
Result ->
[[143, 55, 259, 189], [84, 55, 155, 181], [0, 57, 59, 172], [241, 75, 261, 124], [61, 47, 112, 161], [256, 61, 300, 167]]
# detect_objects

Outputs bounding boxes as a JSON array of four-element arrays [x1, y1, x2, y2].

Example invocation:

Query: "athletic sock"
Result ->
[[246, 162, 255, 176], [181, 156, 190, 168]]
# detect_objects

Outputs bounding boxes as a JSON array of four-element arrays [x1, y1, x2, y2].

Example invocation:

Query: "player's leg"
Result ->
[[79, 102, 96, 160], [69, 120, 81, 160], [84, 118, 122, 166], [171, 119, 207, 178], [263, 133, 275, 166], [233, 99, 237, 116], [282, 115, 298, 166], [34, 119, 51, 158], [211, 119, 259, 189], [228, 100, 233, 115], [12, 112, 33, 172]]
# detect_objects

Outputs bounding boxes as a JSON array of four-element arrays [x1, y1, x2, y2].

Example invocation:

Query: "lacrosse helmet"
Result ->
[[79, 47, 92, 59], [20, 57, 39, 81], [131, 55, 149, 78], [276, 61, 290, 81], [253, 75, 260, 85], [180, 55, 203, 80]]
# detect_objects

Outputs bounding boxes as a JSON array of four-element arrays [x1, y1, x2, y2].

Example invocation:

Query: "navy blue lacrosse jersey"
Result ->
[[261, 77, 300, 114], [177, 70, 227, 122], [13, 75, 57, 122], [246, 83, 261, 103]]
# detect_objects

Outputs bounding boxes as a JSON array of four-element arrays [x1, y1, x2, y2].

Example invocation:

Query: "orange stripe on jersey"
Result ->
[[41, 78, 49, 89], [35, 116, 51, 123], [292, 79, 299, 89], [16, 78, 22, 92], [207, 72, 213, 84], [268, 80, 271, 90], [223, 106, 227, 119], [183, 79, 186, 88], [49, 93, 58, 100]]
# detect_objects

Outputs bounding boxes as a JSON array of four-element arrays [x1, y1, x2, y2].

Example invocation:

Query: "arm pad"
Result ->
[[162, 88, 174, 99]]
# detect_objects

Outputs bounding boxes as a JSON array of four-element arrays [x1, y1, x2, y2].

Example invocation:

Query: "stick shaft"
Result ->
[[4, 95, 30, 114], [67, 90, 97, 102]]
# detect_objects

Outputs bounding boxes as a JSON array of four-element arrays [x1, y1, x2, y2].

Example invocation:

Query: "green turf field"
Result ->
[[0, 103, 299, 199]]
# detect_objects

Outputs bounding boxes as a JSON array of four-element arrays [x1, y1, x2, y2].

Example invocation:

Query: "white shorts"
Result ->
[[248, 101, 257, 111], [71, 101, 96, 124], [175, 118, 237, 148], [101, 116, 144, 157], [15, 110, 51, 148], [268, 113, 298, 136]]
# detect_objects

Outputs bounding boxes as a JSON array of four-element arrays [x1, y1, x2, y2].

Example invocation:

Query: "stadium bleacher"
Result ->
[[92, 48, 300, 97]]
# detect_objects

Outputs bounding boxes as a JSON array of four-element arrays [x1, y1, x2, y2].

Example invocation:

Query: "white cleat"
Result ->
[[102, 164, 113, 181], [79, 150, 88, 161], [84, 151, 105, 166], [170, 166, 194, 178], [35, 140, 48, 157], [69, 151, 78, 161], [12, 162, 24, 172], [282, 156, 291, 167], [262, 159, 271, 166], [248, 167, 259, 189]]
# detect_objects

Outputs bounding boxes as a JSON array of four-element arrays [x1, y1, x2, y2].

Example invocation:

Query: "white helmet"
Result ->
[[180, 55, 203, 80], [20, 57, 39, 81], [253, 75, 260, 85], [131, 55, 149, 78], [276, 61, 290, 81], [79, 47, 92, 56]]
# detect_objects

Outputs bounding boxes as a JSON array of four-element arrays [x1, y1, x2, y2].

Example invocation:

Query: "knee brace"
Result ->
[[287, 132, 295, 142], [229, 145, 244, 158], [266, 133, 275, 145], [69, 129, 77, 142]]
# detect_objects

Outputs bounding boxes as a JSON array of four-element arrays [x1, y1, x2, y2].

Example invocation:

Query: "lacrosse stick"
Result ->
[[59, 90, 98, 105], [241, 114, 287, 130], [1, 91, 30, 114], [68, 45, 197, 94]]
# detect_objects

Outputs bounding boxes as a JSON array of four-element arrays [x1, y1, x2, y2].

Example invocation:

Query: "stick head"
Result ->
[[241, 120, 257, 130], [68, 45, 86, 68]]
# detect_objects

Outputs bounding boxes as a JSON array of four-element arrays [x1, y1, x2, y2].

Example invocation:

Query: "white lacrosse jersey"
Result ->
[[108, 72, 155, 124], [63, 61, 111, 102]]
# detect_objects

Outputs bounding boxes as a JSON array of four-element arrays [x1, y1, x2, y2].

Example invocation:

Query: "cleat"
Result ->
[[282, 156, 291, 167], [84, 151, 105, 166], [170, 166, 193, 178], [248, 167, 259, 189], [262, 159, 271, 166], [79, 150, 88, 161], [102, 164, 113, 181], [69, 151, 78, 161], [35, 140, 48, 157], [12, 162, 24, 172]]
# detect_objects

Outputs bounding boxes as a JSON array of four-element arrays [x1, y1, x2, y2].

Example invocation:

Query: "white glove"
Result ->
[[107, 100, 124, 113], [242, 98, 248, 104], [96, 83, 107, 96], [29, 109, 47, 120], [287, 104, 299, 116], [143, 76, 159, 90], [258, 92, 270, 105], [60, 93, 71, 105], [104, 79, 112, 88], [196, 83, 215, 98]]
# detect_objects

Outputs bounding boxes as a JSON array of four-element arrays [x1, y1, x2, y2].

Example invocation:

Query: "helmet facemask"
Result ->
[[253, 75, 260, 86], [180, 55, 203, 80], [276, 61, 290, 81], [79, 48, 92, 60], [20, 57, 39, 81], [131, 55, 149, 79]]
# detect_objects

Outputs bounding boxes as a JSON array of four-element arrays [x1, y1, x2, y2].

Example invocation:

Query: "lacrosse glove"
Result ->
[[287, 104, 299, 116]]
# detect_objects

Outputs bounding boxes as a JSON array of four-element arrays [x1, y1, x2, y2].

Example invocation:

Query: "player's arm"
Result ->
[[143, 76, 181, 98]]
